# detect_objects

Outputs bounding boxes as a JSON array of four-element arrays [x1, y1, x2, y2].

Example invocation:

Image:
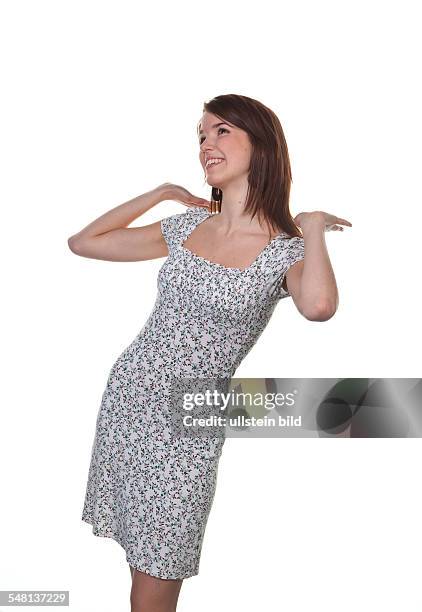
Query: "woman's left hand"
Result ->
[[294, 211, 353, 232]]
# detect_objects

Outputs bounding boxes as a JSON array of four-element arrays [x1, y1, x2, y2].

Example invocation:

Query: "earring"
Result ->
[[210, 187, 222, 215]]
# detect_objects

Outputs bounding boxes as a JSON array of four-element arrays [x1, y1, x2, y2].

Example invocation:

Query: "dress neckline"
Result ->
[[179, 206, 286, 274]]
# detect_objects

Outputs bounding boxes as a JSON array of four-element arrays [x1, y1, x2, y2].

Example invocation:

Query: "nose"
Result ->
[[200, 144, 219, 160]]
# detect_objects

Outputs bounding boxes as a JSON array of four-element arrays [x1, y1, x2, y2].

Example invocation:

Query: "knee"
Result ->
[[130, 585, 177, 612], [130, 568, 183, 612], [130, 595, 176, 612]]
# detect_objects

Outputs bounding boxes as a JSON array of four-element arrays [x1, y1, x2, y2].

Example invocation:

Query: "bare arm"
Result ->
[[287, 212, 343, 321], [67, 185, 170, 262]]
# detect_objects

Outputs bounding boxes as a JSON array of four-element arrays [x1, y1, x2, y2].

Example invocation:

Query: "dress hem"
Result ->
[[81, 515, 199, 580]]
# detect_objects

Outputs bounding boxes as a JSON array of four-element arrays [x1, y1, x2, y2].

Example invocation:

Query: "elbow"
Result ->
[[303, 299, 338, 322], [68, 235, 82, 254]]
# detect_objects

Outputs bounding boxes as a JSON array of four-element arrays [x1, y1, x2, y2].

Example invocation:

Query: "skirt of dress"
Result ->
[[81, 352, 226, 580]]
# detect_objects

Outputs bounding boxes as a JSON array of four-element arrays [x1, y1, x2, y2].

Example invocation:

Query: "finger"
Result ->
[[192, 198, 209, 207]]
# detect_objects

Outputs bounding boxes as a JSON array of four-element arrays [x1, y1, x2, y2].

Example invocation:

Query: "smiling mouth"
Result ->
[[206, 160, 225, 171]]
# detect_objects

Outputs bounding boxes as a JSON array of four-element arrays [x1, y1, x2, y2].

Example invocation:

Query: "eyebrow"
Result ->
[[198, 122, 229, 135]]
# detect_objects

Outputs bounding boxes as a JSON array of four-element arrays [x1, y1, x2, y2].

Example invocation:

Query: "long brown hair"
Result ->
[[198, 93, 302, 239]]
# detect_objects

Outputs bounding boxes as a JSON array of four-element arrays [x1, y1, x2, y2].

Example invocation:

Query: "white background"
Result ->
[[1, 0, 421, 610]]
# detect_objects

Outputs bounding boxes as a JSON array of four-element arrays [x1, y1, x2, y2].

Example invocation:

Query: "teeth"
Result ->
[[206, 158, 224, 168]]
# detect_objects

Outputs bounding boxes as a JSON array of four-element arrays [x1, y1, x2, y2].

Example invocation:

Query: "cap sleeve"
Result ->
[[274, 236, 305, 300], [160, 206, 204, 253], [160, 211, 186, 252]]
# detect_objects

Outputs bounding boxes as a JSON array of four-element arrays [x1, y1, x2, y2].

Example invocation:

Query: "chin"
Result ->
[[206, 179, 226, 190]]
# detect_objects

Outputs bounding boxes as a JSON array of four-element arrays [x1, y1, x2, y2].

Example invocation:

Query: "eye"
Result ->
[[199, 127, 229, 145]]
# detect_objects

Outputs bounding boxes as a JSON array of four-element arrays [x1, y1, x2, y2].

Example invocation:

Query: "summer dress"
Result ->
[[81, 205, 305, 579]]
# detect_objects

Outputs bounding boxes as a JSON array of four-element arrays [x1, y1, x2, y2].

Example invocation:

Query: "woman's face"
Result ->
[[198, 111, 252, 190]]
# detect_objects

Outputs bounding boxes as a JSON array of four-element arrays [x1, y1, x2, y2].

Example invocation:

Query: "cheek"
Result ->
[[231, 141, 251, 167], [230, 151, 251, 174]]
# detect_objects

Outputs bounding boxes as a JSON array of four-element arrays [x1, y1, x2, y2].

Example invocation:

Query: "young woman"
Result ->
[[69, 93, 351, 612]]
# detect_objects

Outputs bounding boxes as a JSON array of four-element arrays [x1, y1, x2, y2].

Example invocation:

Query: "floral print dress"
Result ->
[[81, 205, 305, 579]]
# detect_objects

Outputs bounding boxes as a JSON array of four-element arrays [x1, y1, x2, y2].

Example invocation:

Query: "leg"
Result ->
[[129, 564, 135, 580], [130, 568, 184, 612]]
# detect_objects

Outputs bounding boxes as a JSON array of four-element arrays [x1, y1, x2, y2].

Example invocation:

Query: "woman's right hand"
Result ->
[[157, 182, 210, 209]]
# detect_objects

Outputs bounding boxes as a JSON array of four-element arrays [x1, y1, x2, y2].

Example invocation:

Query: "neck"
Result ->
[[210, 181, 270, 236]]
